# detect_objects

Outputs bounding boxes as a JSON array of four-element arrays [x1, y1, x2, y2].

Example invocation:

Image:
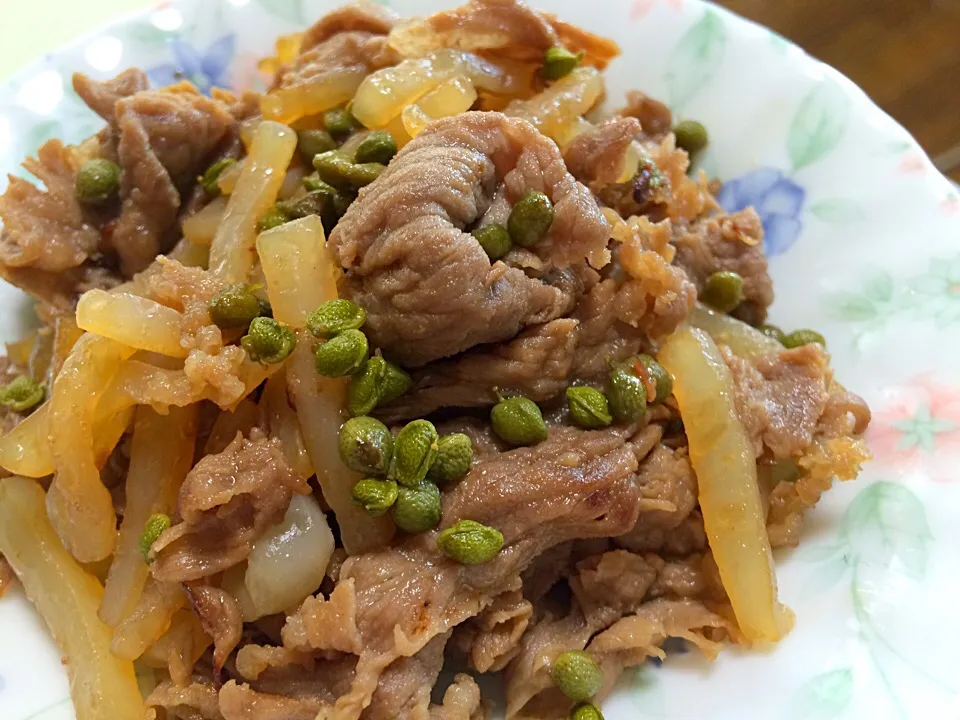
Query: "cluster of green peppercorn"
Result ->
[[206, 284, 296, 364], [471, 189, 555, 262], [255, 107, 398, 235]]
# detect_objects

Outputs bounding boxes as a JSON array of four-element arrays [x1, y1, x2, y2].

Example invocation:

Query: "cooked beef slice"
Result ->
[[219, 681, 323, 720], [564, 117, 642, 188], [275, 3, 398, 90], [363, 633, 450, 720], [278, 424, 648, 718], [616, 90, 673, 141], [672, 208, 773, 325], [187, 585, 244, 674], [151, 430, 307, 582], [329, 111, 610, 366]]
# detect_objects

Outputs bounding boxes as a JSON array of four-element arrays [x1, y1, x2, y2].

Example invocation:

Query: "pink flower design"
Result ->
[[630, 0, 683, 20], [867, 374, 960, 483], [942, 194, 960, 216], [896, 152, 926, 175]]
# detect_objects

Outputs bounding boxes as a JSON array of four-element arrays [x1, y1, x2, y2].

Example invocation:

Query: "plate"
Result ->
[[1, 1, 959, 718]]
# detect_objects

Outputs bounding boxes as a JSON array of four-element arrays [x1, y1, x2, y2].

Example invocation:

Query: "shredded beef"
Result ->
[[187, 585, 244, 674], [430, 674, 486, 720], [564, 118, 641, 188], [151, 430, 307, 582], [617, 90, 673, 141], [219, 681, 323, 720], [147, 679, 223, 720], [330, 112, 610, 366]]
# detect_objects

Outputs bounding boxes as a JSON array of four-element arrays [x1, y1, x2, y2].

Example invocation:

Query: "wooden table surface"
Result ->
[[717, 0, 960, 182]]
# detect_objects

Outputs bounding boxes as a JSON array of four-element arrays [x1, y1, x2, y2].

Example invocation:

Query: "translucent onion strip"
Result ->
[[209, 121, 297, 284], [257, 216, 394, 553], [657, 326, 793, 644], [181, 195, 227, 245], [77, 290, 187, 358], [99, 405, 198, 629], [256, 215, 338, 329], [687, 304, 783, 359], [0, 476, 147, 720], [47, 335, 136, 562], [0, 402, 52, 477], [261, 67, 367, 126], [506, 66, 604, 141], [401, 75, 478, 139]]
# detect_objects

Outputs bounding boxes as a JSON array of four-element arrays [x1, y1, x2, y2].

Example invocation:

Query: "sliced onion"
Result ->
[[687, 303, 783, 359], [657, 325, 793, 644], [243, 494, 334, 619]]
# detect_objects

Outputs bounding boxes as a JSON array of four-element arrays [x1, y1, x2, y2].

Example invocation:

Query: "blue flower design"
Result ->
[[147, 35, 236, 95], [717, 167, 805, 256]]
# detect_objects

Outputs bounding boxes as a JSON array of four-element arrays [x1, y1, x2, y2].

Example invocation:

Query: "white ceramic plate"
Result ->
[[2, 1, 960, 718]]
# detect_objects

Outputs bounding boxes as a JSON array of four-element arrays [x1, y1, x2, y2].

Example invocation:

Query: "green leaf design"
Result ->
[[809, 198, 865, 224], [257, 0, 307, 25], [663, 11, 727, 112], [788, 668, 854, 720], [861, 271, 893, 303], [787, 82, 850, 171], [841, 482, 931, 580], [123, 22, 176, 46], [802, 555, 850, 598]]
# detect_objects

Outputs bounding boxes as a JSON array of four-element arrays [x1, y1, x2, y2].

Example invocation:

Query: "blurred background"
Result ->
[[2, 0, 959, 182]]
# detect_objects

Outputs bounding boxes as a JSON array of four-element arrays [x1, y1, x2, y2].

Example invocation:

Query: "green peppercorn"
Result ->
[[0, 376, 44, 412], [391, 481, 442, 534], [782, 329, 826, 349], [472, 224, 513, 261], [351, 477, 399, 516], [194, 159, 232, 197], [241, 317, 296, 363], [673, 119, 709, 156], [307, 299, 367, 339], [551, 651, 603, 702], [565, 386, 612, 429], [303, 174, 339, 195], [607, 364, 647, 422], [139, 513, 171, 560], [347, 356, 412, 416], [636, 354, 672, 403], [314, 329, 369, 377], [323, 107, 359, 139], [257, 206, 292, 232], [354, 131, 398, 165], [297, 129, 336, 162], [208, 284, 263, 329], [338, 416, 394, 476], [507, 191, 554, 248], [491, 396, 548, 446], [759, 324, 786, 344], [700, 271, 744, 313], [427, 433, 473, 484], [313, 151, 385, 189], [75, 158, 122, 205], [571, 703, 604, 720], [541, 46, 583, 80], [437, 519, 503, 564], [388, 419, 439, 487]]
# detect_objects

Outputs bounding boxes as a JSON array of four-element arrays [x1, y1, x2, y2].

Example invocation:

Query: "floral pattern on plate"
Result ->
[[1, 1, 960, 719]]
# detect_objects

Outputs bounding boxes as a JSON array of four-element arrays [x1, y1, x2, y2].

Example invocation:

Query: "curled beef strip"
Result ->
[[617, 90, 673, 141], [151, 430, 308, 582], [187, 585, 244, 674], [564, 117, 642, 188], [330, 111, 610, 366]]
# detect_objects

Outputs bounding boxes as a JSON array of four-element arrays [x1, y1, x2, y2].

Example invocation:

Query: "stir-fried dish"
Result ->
[[0, 2, 872, 718]]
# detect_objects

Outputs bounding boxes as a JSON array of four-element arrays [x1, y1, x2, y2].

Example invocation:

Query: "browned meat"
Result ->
[[460, 589, 533, 673], [283, 424, 646, 717], [363, 633, 449, 720], [73, 68, 149, 124], [0, 139, 100, 272], [564, 118, 641, 187], [300, 2, 398, 52], [724, 344, 831, 459], [280, 579, 362, 654], [377, 319, 579, 422], [147, 679, 223, 720], [390, 0, 618, 69], [672, 208, 773, 325], [187, 585, 243, 674], [276, 3, 398, 90], [111, 88, 234, 275], [330, 112, 610, 366], [219, 681, 323, 720], [617, 90, 673, 141], [571, 550, 659, 616], [150, 430, 307, 582]]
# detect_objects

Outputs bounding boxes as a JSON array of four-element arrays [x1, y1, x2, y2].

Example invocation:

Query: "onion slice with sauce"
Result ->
[[657, 325, 793, 644]]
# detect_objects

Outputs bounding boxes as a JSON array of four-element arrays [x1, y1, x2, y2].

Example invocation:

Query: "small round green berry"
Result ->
[[565, 386, 612, 429], [241, 317, 296, 364], [490, 396, 548, 447], [208, 284, 263, 329], [388, 419, 439, 487], [507, 191, 554, 248], [437, 519, 503, 565], [354, 131, 398, 165], [391, 482, 442, 534], [338, 416, 394, 476], [314, 329, 369, 377], [426, 433, 473, 484], [75, 158, 121, 205], [139, 513, 171, 560], [782, 329, 826, 349], [306, 299, 366, 339], [551, 650, 603, 702], [472, 224, 513, 261], [351, 478, 398, 516]]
